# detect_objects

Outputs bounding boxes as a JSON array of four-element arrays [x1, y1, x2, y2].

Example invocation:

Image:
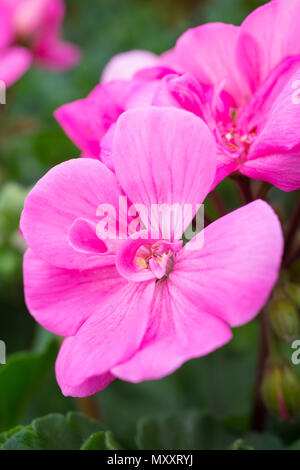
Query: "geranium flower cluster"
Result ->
[[21, 0, 300, 397], [0, 0, 80, 87]]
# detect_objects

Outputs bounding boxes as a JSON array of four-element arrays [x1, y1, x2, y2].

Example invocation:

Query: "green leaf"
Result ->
[[101, 336, 257, 448], [2, 412, 105, 450], [81, 430, 121, 450], [241, 432, 284, 450], [81, 432, 107, 450], [0, 426, 25, 448], [288, 439, 300, 450], [136, 410, 234, 450], [228, 439, 253, 450], [105, 431, 121, 450], [0, 340, 58, 432]]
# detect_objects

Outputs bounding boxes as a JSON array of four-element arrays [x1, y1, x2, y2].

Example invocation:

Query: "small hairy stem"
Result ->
[[231, 174, 253, 205], [284, 244, 300, 268], [209, 190, 227, 216], [75, 395, 103, 422], [255, 181, 272, 201], [283, 196, 300, 264], [251, 309, 269, 431]]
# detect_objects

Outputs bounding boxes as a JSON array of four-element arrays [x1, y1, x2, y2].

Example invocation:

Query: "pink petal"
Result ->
[[112, 107, 216, 235], [174, 23, 252, 105], [240, 0, 300, 82], [55, 281, 155, 396], [212, 149, 239, 190], [174, 200, 283, 327], [112, 280, 231, 382], [241, 69, 300, 191], [57, 373, 115, 398], [13, 0, 64, 38], [34, 38, 81, 70], [248, 69, 300, 155], [0, 46, 32, 87], [20, 158, 122, 270], [54, 81, 131, 157], [237, 55, 300, 133], [0, 3, 14, 49], [101, 50, 159, 82], [152, 73, 213, 123], [68, 218, 107, 254], [23, 249, 127, 336], [54, 98, 101, 157], [241, 149, 300, 192]]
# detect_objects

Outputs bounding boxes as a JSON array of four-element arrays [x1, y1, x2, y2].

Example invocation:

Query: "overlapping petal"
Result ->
[[20, 158, 122, 269], [55, 280, 155, 396], [174, 200, 283, 327], [112, 107, 216, 236]]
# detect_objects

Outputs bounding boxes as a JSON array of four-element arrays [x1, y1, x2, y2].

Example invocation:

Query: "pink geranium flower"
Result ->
[[21, 108, 283, 396], [165, 0, 300, 191], [0, 0, 80, 85], [0, 2, 31, 86], [55, 0, 300, 192]]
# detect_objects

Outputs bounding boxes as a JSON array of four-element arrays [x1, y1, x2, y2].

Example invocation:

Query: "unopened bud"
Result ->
[[285, 283, 300, 309], [269, 297, 299, 341], [262, 361, 300, 421]]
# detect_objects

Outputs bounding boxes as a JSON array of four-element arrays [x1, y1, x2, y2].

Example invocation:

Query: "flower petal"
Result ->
[[101, 50, 159, 82], [34, 38, 81, 70], [241, 149, 300, 192], [54, 81, 132, 158], [174, 23, 252, 105], [112, 107, 216, 235], [20, 158, 122, 269], [55, 280, 155, 396], [23, 249, 125, 336], [0, 46, 32, 87], [240, 0, 300, 82], [248, 68, 300, 155], [112, 281, 231, 382], [174, 200, 283, 327]]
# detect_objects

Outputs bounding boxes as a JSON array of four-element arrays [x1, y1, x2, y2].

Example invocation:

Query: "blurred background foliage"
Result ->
[[0, 0, 300, 450]]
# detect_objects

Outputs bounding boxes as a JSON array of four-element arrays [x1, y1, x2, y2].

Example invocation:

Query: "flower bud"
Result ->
[[269, 297, 299, 342], [285, 283, 300, 309], [261, 361, 300, 421]]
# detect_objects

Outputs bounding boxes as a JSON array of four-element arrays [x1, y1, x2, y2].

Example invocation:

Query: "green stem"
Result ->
[[231, 174, 253, 205], [75, 395, 103, 422], [283, 196, 300, 265], [251, 309, 269, 431], [209, 190, 227, 216], [255, 181, 272, 201]]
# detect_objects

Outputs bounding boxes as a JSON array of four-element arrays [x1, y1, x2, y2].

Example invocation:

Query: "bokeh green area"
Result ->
[[0, 0, 300, 450]]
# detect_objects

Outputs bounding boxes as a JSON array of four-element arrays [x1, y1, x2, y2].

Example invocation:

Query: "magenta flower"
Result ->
[[55, 0, 300, 192], [0, 2, 31, 86], [21, 108, 283, 396], [0, 0, 80, 85], [167, 0, 300, 191]]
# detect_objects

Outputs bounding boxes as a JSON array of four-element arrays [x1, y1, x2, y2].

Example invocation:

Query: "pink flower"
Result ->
[[0, 2, 31, 86], [21, 108, 283, 396], [0, 0, 80, 85], [54, 71, 166, 164], [167, 0, 300, 191], [55, 0, 300, 192]]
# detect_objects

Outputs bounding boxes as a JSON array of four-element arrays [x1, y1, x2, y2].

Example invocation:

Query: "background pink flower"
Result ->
[[0, 0, 80, 86], [55, 0, 300, 192]]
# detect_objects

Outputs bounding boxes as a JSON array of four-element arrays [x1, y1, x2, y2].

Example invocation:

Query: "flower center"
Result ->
[[217, 110, 256, 162], [135, 240, 181, 280]]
